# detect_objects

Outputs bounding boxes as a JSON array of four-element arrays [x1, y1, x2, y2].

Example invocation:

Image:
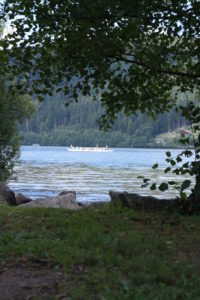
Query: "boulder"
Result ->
[[0, 183, 16, 206], [109, 191, 179, 211], [16, 193, 32, 206], [58, 190, 76, 197], [20, 192, 80, 209]]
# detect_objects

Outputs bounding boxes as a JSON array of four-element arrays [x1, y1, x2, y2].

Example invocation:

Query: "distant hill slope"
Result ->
[[20, 94, 188, 147]]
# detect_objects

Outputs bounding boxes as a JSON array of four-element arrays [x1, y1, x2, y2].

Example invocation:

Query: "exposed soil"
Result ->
[[0, 262, 67, 300]]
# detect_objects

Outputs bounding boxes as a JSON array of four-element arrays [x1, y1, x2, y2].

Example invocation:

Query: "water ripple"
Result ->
[[9, 146, 194, 203]]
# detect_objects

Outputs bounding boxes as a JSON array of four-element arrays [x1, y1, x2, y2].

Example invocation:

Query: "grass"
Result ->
[[0, 204, 200, 299]]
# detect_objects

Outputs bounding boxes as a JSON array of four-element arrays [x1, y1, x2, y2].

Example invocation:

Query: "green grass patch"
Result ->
[[0, 205, 199, 299]]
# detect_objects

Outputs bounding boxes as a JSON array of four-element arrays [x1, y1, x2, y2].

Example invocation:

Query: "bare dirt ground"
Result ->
[[0, 262, 67, 300]]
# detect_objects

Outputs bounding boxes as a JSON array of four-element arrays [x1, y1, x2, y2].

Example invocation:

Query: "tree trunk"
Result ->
[[186, 174, 200, 214]]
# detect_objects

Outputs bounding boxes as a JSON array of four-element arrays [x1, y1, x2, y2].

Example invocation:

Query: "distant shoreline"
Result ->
[[20, 144, 189, 150]]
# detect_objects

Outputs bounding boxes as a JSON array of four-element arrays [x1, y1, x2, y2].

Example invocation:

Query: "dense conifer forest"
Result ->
[[20, 94, 187, 148]]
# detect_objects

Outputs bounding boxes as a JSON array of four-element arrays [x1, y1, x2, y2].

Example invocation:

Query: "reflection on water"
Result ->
[[9, 146, 194, 203]]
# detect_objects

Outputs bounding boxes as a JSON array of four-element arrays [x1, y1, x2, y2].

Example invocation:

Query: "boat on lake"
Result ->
[[68, 145, 114, 152]]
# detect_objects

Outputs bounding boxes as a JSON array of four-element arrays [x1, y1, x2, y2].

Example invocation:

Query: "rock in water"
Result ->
[[0, 183, 16, 206], [21, 192, 80, 209], [16, 193, 32, 205]]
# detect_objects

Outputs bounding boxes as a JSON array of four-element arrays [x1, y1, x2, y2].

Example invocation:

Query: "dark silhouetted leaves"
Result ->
[[150, 183, 156, 190], [159, 183, 168, 192], [181, 180, 191, 191], [152, 164, 158, 169]]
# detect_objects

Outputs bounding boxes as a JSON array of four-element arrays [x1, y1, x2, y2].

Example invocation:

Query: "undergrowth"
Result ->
[[0, 204, 199, 299]]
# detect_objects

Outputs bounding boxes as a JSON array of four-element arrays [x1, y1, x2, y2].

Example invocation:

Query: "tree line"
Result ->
[[20, 94, 187, 148]]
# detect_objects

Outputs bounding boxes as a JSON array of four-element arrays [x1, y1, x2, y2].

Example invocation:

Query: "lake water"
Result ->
[[9, 146, 192, 203]]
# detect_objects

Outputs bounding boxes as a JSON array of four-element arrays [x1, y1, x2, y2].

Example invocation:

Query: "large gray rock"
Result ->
[[0, 183, 16, 206], [16, 193, 32, 206], [21, 192, 80, 209], [58, 190, 76, 197], [109, 191, 179, 211]]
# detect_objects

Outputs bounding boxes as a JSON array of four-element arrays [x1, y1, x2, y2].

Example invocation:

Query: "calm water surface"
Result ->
[[9, 146, 192, 203]]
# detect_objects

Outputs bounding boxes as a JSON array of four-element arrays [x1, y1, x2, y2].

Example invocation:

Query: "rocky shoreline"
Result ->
[[0, 183, 109, 209], [0, 183, 179, 212]]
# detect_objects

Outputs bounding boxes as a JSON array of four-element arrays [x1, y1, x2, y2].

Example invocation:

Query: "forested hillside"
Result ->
[[20, 94, 187, 147]]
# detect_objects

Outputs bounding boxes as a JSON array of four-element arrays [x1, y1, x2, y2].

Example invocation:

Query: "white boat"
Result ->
[[68, 145, 114, 152]]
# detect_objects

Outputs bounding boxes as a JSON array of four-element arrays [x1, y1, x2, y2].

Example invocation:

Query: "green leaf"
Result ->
[[176, 156, 182, 163], [170, 160, 176, 166], [184, 150, 193, 157], [164, 167, 171, 173], [152, 163, 158, 169], [181, 180, 191, 191], [180, 192, 187, 201], [143, 178, 150, 183], [166, 151, 171, 157], [168, 181, 176, 185], [159, 183, 168, 192], [182, 162, 189, 168], [173, 169, 180, 175], [150, 183, 156, 190]]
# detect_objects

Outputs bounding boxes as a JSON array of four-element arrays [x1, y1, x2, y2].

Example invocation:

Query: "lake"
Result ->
[[9, 146, 192, 203]]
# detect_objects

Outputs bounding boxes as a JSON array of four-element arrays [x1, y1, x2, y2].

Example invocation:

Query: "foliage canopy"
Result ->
[[0, 77, 33, 181], [0, 21, 33, 182], [3, 1, 200, 211], [2, 0, 200, 125]]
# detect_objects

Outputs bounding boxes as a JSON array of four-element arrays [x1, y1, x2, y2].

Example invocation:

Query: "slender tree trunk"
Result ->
[[193, 173, 200, 200], [187, 173, 200, 214]]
